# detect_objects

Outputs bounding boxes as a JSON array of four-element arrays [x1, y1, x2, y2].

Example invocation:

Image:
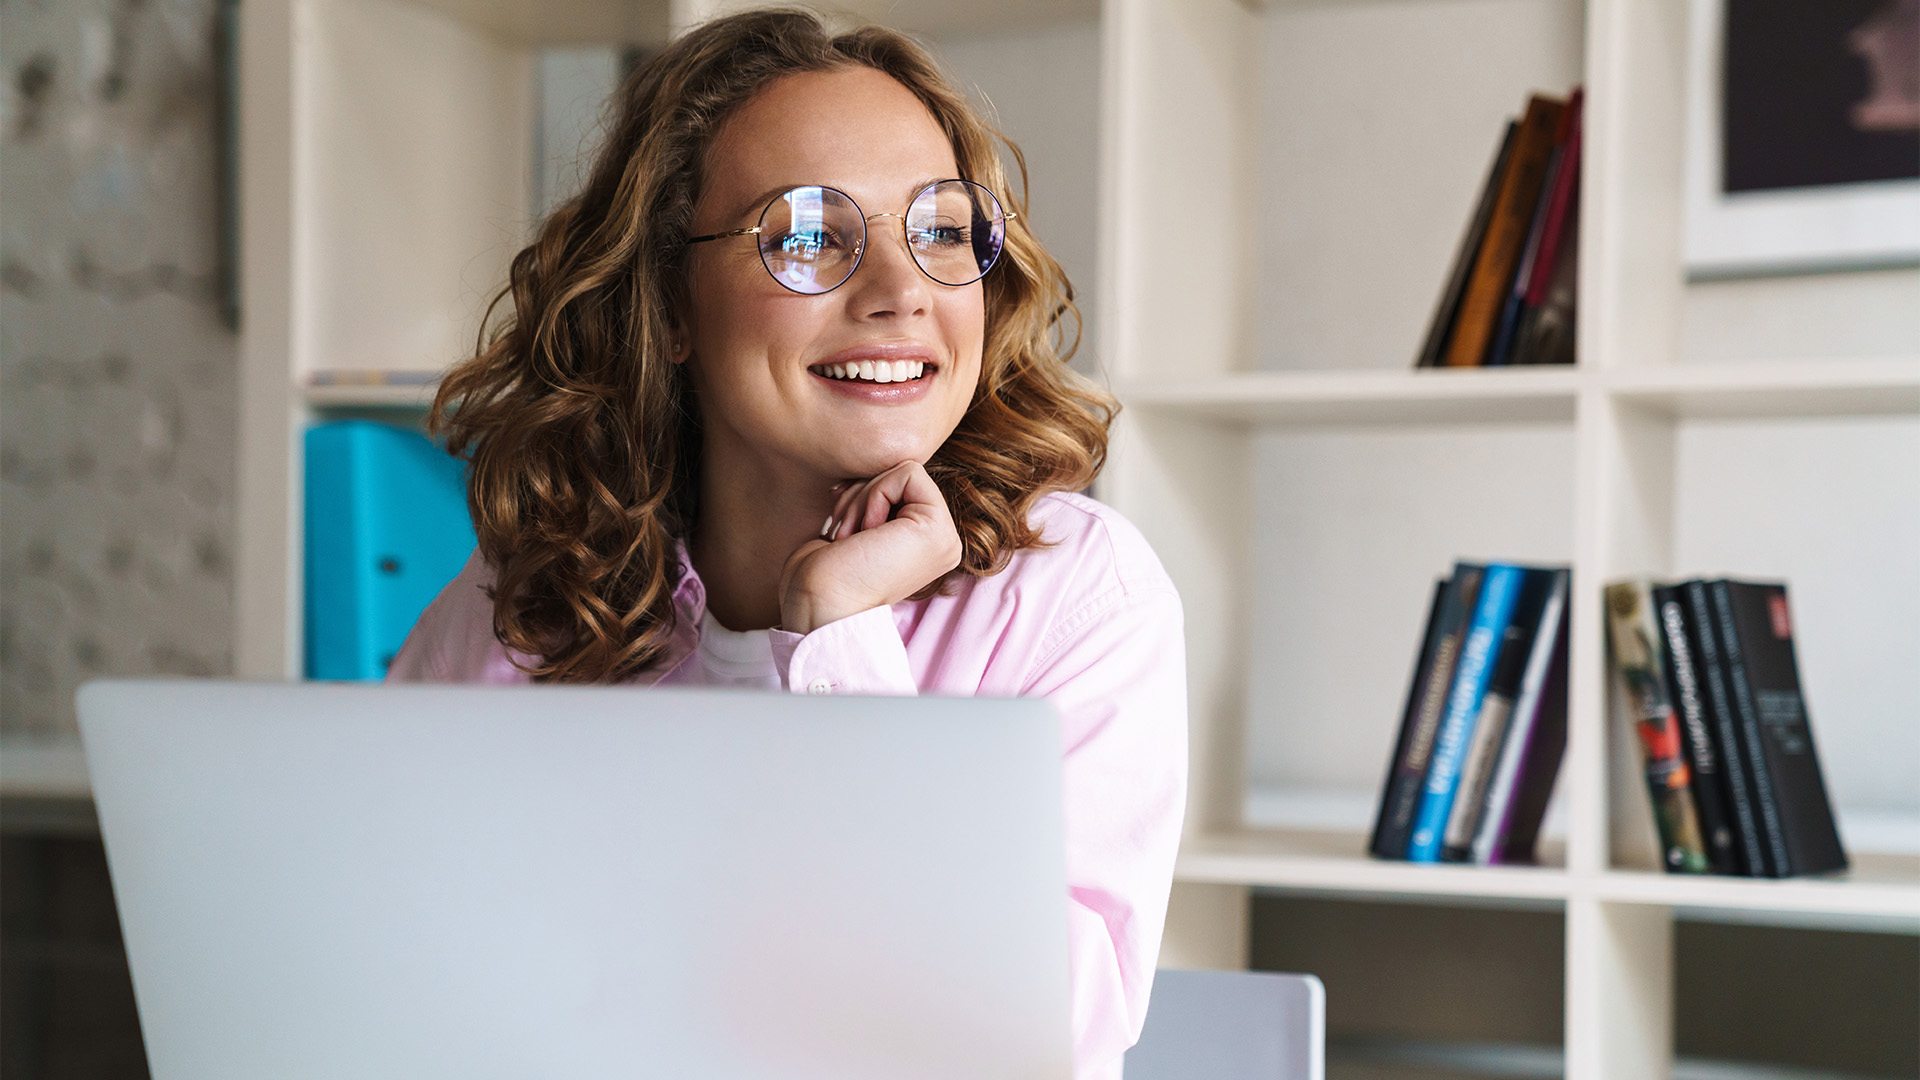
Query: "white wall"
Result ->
[[1681, 268, 1920, 365], [929, 20, 1104, 373]]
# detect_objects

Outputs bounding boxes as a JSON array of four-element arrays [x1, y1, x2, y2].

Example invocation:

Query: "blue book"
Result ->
[[1407, 563, 1527, 861]]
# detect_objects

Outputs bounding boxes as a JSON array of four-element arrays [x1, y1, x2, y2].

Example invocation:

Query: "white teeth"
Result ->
[[815, 359, 932, 382]]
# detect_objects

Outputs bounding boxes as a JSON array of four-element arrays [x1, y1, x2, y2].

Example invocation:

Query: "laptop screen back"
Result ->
[[79, 681, 1072, 1080]]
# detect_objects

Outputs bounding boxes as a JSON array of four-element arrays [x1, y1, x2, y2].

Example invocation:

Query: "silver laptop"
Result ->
[[79, 680, 1073, 1080]]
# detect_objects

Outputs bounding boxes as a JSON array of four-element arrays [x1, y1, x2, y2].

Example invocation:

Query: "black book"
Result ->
[[1442, 568, 1555, 860], [1707, 581, 1792, 876], [1652, 585, 1743, 875], [1684, 579, 1773, 876], [1715, 581, 1849, 877], [1370, 567, 1484, 858], [1414, 124, 1519, 368]]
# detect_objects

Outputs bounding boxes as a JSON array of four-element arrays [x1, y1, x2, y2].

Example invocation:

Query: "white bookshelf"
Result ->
[[1096, 0, 1918, 1077], [217, 0, 1915, 1074]]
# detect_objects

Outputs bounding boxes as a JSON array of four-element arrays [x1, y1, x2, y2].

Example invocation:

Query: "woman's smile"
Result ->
[[808, 342, 939, 400]]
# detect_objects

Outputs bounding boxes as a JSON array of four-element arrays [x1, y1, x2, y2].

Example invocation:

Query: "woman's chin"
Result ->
[[813, 438, 940, 481]]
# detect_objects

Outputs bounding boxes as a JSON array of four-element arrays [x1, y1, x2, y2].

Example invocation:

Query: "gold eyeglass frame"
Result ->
[[683, 179, 1016, 295]]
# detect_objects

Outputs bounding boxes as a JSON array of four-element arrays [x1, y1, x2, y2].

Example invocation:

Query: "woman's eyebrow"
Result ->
[[733, 184, 798, 223], [728, 177, 953, 223]]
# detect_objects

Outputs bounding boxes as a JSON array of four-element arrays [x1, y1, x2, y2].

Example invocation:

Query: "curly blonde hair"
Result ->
[[433, 8, 1117, 683]]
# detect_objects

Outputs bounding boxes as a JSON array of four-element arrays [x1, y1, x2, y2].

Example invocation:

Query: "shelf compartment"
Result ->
[[1176, 828, 1572, 903], [1605, 358, 1920, 419], [1119, 368, 1582, 426]]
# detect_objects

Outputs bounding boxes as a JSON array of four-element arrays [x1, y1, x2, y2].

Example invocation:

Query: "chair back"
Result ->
[[1123, 969, 1324, 1080]]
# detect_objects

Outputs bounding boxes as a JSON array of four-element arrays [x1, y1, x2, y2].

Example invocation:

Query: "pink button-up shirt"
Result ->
[[388, 491, 1187, 1078]]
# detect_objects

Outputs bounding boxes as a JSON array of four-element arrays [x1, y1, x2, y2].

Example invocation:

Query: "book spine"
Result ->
[[1443, 569, 1551, 859], [1484, 137, 1567, 368], [1441, 692, 1514, 858], [1369, 578, 1451, 858], [1442, 94, 1567, 367], [1653, 587, 1742, 875], [1605, 581, 1710, 873], [1372, 567, 1484, 858], [1470, 568, 1569, 863], [1710, 580, 1792, 877], [1723, 582, 1849, 877], [1522, 89, 1584, 308], [1408, 564, 1525, 861], [1416, 124, 1519, 368], [1684, 580, 1770, 876], [1492, 618, 1570, 866]]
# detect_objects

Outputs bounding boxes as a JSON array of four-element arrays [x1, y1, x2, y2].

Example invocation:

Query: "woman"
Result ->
[[390, 10, 1185, 1077]]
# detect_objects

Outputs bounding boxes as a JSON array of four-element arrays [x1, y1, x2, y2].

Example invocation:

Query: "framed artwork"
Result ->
[[1685, 0, 1920, 277]]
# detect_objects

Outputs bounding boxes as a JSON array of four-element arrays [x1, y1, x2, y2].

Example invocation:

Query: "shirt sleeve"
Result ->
[[768, 604, 918, 696], [1021, 583, 1188, 1078]]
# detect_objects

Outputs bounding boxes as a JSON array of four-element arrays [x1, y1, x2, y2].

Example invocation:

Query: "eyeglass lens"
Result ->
[[756, 180, 1007, 295]]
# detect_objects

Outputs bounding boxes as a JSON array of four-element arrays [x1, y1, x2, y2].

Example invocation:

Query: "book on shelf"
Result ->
[[1370, 570, 1481, 858], [1604, 581, 1712, 873], [1651, 584, 1742, 874], [1371, 561, 1570, 866], [1415, 87, 1582, 369], [1489, 89, 1583, 367], [1607, 577, 1849, 879], [1414, 128, 1516, 369], [1443, 569, 1558, 860]]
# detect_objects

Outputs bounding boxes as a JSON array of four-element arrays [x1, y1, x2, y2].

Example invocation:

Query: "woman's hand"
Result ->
[[778, 461, 962, 635]]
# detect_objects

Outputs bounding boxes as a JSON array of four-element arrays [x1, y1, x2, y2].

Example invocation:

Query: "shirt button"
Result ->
[[807, 679, 832, 695]]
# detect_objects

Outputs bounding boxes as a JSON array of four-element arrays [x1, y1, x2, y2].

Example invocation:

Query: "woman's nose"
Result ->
[[845, 214, 931, 320]]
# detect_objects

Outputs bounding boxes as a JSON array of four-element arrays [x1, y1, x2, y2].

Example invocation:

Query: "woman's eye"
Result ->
[[910, 224, 969, 249], [769, 227, 851, 260]]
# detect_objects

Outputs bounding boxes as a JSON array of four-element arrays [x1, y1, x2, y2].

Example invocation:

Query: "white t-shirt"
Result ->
[[692, 609, 781, 689]]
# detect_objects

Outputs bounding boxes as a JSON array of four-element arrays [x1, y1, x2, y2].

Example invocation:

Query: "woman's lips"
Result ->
[[807, 345, 938, 400]]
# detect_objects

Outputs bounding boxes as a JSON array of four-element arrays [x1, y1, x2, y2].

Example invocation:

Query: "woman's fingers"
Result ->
[[858, 462, 915, 533], [821, 461, 952, 541], [782, 462, 961, 633], [825, 479, 868, 540]]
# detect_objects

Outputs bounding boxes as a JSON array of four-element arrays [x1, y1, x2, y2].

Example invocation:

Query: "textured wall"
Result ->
[[1, 0, 237, 739]]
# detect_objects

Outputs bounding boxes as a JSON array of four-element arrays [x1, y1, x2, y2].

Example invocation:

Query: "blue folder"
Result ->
[[304, 420, 476, 680]]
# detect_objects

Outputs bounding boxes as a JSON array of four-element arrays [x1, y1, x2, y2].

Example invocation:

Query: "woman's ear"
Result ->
[[665, 316, 690, 364]]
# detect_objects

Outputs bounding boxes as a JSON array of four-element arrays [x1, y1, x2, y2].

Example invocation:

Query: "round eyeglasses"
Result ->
[[684, 180, 1012, 295]]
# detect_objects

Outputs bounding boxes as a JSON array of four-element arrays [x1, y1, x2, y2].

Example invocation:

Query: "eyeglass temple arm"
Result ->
[[684, 226, 762, 245]]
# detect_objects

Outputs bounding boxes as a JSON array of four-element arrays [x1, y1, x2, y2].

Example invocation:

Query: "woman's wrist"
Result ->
[[780, 585, 872, 636]]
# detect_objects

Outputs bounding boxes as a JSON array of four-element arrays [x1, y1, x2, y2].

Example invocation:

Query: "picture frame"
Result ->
[[1684, 0, 1920, 278]]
